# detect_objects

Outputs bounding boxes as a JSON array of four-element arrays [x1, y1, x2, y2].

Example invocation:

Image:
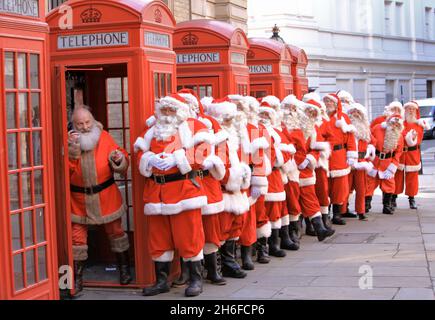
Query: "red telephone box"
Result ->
[[288, 44, 308, 99], [46, 0, 177, 291], [0, 0, 59, 299], [174, 19, 250, 99], [248, 38, 293, 100]]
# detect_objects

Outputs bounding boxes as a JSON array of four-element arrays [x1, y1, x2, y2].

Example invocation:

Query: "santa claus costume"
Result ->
[[366, 115, 405, 215], [393, 101, 430, 209], [177, 89, 228, 286], [227, 94, 271, 268], [294, 100, 336, 241], [341, 103, 375, 221], [302, 92, 334, 233], [206, 98, 252, 278], [68, 108, 132, 292], [323, 93, 358, 225], [134, 94, 215, 297]]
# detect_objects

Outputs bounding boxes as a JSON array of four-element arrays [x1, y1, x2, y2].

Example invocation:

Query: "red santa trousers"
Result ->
[[299, 185, 321, 218], [202, 214, 223, 249], [367, 175, 395, 195], [315, 168, 330, 207], [285, 181, 301, 218], [329, 175, 350, 205], [345, 170, 367, 215], [394, 170, 419, 197], [72, 218, 128, 261], [219, 211, 246, 241], [239, 204, 258, 247], [148, 209, 205, 260], [265, 201, 284, 229]]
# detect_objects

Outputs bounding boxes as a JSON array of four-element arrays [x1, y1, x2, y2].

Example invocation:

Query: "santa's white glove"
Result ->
[[347, 158, 356, 167], [368, 168, 378, 178], [148, 154, 166, 171], [202, 159, 214, 171], [160, 154, 177, 171], [250, 186, 262, 199], [383, 170, 394, 180], [298, 159, 310, 170]]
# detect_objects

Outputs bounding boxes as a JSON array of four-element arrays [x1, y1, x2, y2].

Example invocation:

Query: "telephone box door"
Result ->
[[250, 84, 273, 99], [177, 77, 219, 99]]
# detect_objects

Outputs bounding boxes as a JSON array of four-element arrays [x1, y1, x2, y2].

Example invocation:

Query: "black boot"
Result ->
[[392, 194, 398, 209], [359, 214, 368, 221], [298, 216, 304, 239], [116, 250, 132, 285], [322, 214, 334, 232], [142, 261, 171, 296], [341, 203, 358, 218], [365, 196, 372, 213], [73, 260, 85, 295], [311, 216, 335, 241], [241, 246, 255, 270], [288, 221, 301, 245], [185, 261, 203, 297], [268, 229, 286, 257], [332, 204, 346, 225], [219, 240, 247, 278], [256, 237, 270, 264], [204, 253, 226, 285], [304, 217, 316, 236], [279, 226, 299, 250], [172, 258, 189, 287], [409, 197, 417, 210], [382, 193, 394, 215]]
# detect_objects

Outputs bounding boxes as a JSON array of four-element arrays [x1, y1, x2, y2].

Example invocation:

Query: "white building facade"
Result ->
[[248, 0, 435, 118]]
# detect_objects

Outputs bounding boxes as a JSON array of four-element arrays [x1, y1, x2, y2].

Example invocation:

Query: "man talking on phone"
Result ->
[[68, 106, 132, 295]]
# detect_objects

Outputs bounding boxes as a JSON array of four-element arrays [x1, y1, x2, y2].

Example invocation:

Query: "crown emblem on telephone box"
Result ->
[[182, 33, 199, 46], [80, 7, 102, 23]]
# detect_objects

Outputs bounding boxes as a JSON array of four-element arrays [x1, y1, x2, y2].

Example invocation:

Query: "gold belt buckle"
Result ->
[[379, 152, 386, 160], [197, 170, 204, 180]]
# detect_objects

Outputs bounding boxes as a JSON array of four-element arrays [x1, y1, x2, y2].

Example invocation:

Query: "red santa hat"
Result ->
[[207, 97, 237, 121], [177, 88, 205, 115], [337, 90, 355, 104], [261, 95, 281, 110], [404, 101, 420, 119], [282, 94, 305, 109], [303, 99, 322, 117], [346, 102, 368, 119], [158, 93, 189, 112], [323, 93, 343, 118], [258, 101, 278, 122], [386, 101, 405, 118]]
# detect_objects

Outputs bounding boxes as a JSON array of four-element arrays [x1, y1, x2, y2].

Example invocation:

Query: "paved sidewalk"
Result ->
[[78, 189, 435, 300]]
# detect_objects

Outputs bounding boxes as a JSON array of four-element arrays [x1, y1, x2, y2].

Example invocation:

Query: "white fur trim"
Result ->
[[405, 163, 421, 172], [202, 200, 225, 215], [329, 167, 351, 178], [198, 117, 213, 130], [194, 131, 215, 146], [225, 165, 245, 192], [203, 243, 219, 255], [265, 191, 286, 202], [306, 154, 317, 169], [309, 212, 322, 220], [387, 163, 398, 174], [320, 206, 329, 214], [144, 196, 208, 215], [281, 158, 296, 174], [215, 130, 230, 145], [398, 164, 405, 171], [256, 222, 272, 239], [405, 131, 418, 147], [134, 127, 154, 153], [282, 94, 304, 108], [289, 214, 301, 222], [287, 166, 300, 183], [139, 151, 155, 178], [279, 143, 296, 154], [159, 96, 189, 111], [347, 151, 358, 159], [299, 177, 316, 187], [417, 119, 431, 130], [311, 141, 330, 152], [203, 155, 226, 181], [134, 137, 147, 153], [153, 250, 174, 262], [251, 176, 268, 187], [178, 121, 194, 149], [281, 215, 290, 226], [146, 115, 156, 128], [381, 122, 387, 129], [223, 192, 250, 215], [336, 118, 356, 133], [353, 161, 372, 172], [251, 137, 270, 155], [262, 95, 281, 108], [368, 169, 378, 178], [183, 250, 204, 262], [173, 149, 192, 175], [241, 163, 253, 190], [201, 96, 214, 109], [270, 219, 282, 229], [275, 145, 285, 168], [264, 154, 272, 176], [208, 101, 237, 119], [366, 144, 376, 161], [281, 169, 289, 184]]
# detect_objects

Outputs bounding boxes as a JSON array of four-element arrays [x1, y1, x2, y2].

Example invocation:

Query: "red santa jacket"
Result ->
[[293, 128, 321, 187], [69, 129, 129, 225], [282, 126, 305, 184], [398, 121, 425, 173], [326, 113, 358, 178]]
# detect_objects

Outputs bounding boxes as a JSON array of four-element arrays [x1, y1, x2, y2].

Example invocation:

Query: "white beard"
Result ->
[[258, 117, 272, 128], [283, 111, 301, 130], [235, 111, 248, 127], [76, 123, 102, 152], [300, 114, 316, 140], [405, 114, 417, 123], [222, 121, 241, 150], [349, 114, 371, 142], [154, 115, 180, 141], [383, 125, 402, 153]]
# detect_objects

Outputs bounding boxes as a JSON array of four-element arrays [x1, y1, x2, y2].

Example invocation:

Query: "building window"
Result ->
[[48, 0, 67, 12], [425, 7, 434, 40], [428, 80, 434, 98], [395, 2, 404, 36], [384, 1, 393, 36], [161, 0, 174, 12]]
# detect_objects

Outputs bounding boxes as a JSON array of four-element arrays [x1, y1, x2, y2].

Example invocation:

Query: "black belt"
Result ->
[[151, 170, 201, 188], [272, 167, 279, 172], [403, 145, 420, 152], [358, 152, 366, 160], [70, 177, 115, 195], [376, 150, 396, 160], [249, 164, 254, 172], [333, 144, 347, 151], [197, 170, 210, 179]]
